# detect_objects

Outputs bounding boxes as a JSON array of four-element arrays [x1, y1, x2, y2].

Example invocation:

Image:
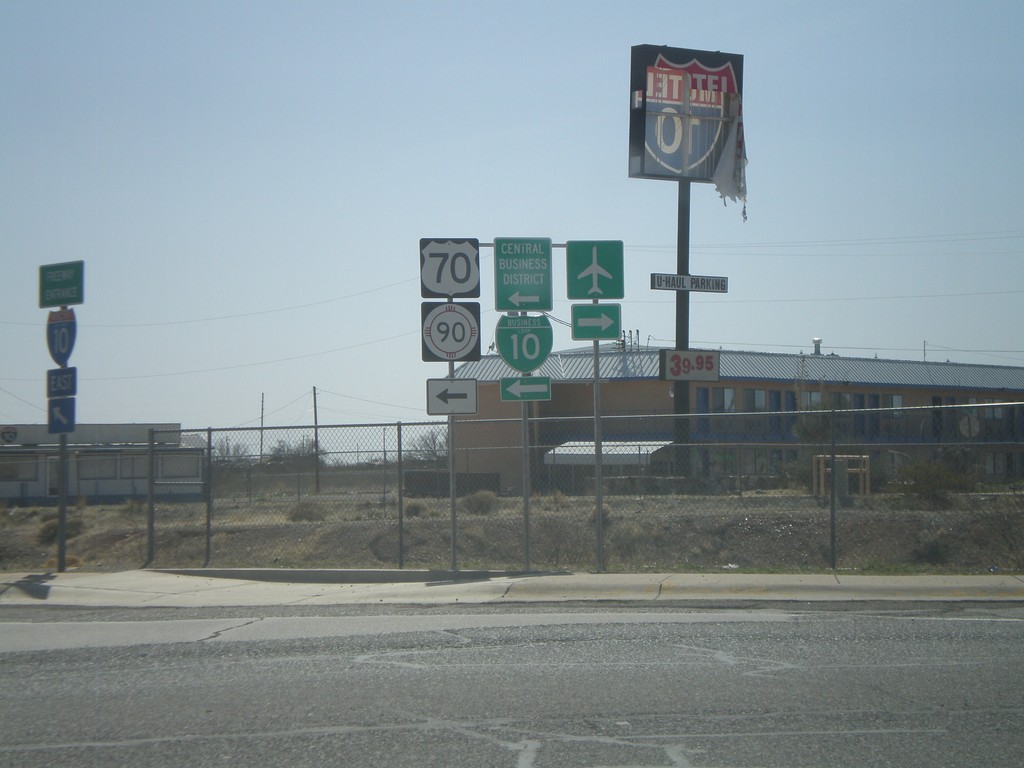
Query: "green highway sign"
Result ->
[[571, 303, 622, 341], [500, 376, 552, 402], [39, 261, 84, 308], [495, 314, 553, 373], [493, 237, 552, 311], [566, 240, 623, 300]]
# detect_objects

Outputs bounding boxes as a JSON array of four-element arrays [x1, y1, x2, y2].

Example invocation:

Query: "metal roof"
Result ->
[[543, 440, 672, 466], [455, 347, 1024, 394]]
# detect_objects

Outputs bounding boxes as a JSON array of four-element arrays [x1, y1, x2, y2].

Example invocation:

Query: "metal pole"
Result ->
[[205, 428, 213, 567], [56, 433, 67, 572], [674, 181, 692, 476], [312, 386, 320, 494], [146, 429, 155, 566], [593, 337, 605, 572], [829, 410, 838, 570], [521, 399, 531, 572], [447, 362, 458, 572], [397, 422, 404, 569]]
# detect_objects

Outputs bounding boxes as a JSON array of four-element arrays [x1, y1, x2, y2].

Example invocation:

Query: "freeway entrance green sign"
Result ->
[[493, 237, 552, 311], [495, 314, 553, 373], [39, 261, 84, 308]]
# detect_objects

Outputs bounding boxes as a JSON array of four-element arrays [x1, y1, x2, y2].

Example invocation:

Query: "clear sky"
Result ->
[[2, 0, 1023, 429]]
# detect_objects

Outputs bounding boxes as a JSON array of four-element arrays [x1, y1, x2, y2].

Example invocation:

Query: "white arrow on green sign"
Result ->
[[500, 376, 552, 402], [493, 237, 552, 311], [571, 303, 622, 341], [566, 241, 624, 300], [495, 314, 553, 373]]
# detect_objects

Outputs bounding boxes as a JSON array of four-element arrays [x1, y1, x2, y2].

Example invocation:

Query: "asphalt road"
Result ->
[[2, 602, 1023, 767]]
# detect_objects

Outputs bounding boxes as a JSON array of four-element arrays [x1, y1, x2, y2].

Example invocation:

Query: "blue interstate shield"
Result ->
[[46, 308, 77, 367]]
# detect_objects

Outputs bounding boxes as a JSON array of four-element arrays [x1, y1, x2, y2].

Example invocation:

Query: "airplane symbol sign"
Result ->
[[566, 241, 624, 300]]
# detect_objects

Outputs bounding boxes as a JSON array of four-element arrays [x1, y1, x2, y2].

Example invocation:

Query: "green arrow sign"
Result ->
[[500, 376, 552, 402], [495, 314, 553, 373], [493, 237, 552, 311], [566, 240, 623, 300], [571, 303, 622, 341]]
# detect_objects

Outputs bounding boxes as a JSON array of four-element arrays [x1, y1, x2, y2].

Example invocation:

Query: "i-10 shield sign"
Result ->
[[46, 309, 77, 367]]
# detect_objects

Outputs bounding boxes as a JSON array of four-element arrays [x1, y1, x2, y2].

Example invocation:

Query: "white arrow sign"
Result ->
[[507, 291, 540, 307], [577, 312, 616, 331], [500, 376, 552, 402]]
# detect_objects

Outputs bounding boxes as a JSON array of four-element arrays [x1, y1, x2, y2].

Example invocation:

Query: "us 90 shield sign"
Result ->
[[421, 302, 481, 362]]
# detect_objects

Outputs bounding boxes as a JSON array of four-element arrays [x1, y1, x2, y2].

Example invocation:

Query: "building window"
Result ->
[[711, 388, 735, 413], [161, 454, 201, 479], [881, 394, 903, 414], [801, 390, 822, 410], [745, 389, 767, 412], [78, 454, 118, 480], [0, 453, 39, 481], [830, 392, 853, 410], [120, 454, 148, 479]]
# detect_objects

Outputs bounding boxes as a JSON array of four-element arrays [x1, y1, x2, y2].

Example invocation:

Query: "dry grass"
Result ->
[[1, 489, 1022, 574]]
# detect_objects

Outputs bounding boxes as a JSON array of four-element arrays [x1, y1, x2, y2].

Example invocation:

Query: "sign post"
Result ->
[[40, 261, 84, 573], [419, 239, 483, 573]]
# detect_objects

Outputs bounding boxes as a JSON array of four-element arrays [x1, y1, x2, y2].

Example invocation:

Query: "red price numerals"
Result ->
[[662, 350, 719, 381], [669, 353, 715, 377]]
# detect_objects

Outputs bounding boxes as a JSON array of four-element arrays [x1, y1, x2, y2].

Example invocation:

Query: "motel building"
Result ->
[[450, 344, 1024, 496]]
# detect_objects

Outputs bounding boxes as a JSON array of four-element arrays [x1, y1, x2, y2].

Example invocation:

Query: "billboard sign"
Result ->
[[628, 45, 745, 200]]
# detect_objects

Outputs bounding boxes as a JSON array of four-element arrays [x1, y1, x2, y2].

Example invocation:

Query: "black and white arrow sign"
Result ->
[[426, 378, 478, 415]]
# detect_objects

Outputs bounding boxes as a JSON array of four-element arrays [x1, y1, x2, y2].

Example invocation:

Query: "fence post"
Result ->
[[397, 422, 404, 569], [146, 429, 155, 566], [205, 428, 213, 567], [829, 409, 838, 570]]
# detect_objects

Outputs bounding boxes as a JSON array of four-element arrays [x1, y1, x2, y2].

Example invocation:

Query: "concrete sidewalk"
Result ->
[[2, 569, 1023, 608]]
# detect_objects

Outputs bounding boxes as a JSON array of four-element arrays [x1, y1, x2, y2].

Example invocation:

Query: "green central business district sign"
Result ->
[[495, 314, 553, 373], [493, 237, 552, 311]]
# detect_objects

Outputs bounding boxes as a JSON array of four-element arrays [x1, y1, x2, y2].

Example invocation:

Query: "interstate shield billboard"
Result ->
[[628, 45, 746, 202]]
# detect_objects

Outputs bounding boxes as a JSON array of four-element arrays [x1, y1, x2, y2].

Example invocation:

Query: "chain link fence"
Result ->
[[130, 402, 1024, 574]]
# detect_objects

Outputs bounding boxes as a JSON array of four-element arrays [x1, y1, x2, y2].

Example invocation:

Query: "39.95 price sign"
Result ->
[[659, 349, 721, 382]]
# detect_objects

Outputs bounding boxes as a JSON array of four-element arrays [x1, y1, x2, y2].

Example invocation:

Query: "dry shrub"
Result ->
[[287, 500, 325, 522], [404, 500, 428, 517], [461, 490, 499, 515], [36, 517, 84, 545]]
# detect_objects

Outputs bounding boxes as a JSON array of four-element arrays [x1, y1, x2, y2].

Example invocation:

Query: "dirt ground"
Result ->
[[2, 491, 1023, 574]]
